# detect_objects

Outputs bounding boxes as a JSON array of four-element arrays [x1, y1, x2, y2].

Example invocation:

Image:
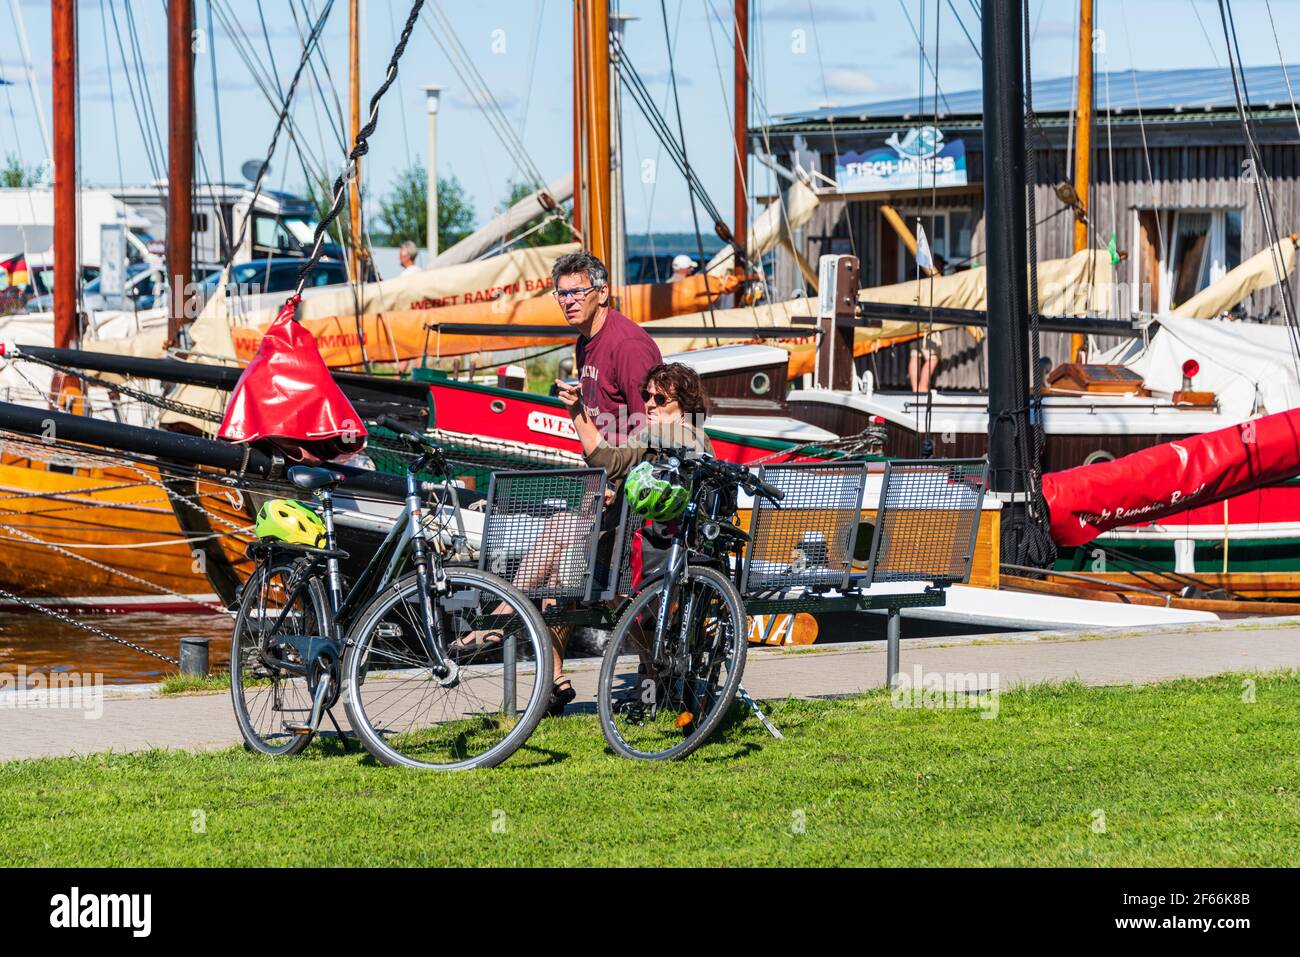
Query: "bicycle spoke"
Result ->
[[347, 569, 549, 769]]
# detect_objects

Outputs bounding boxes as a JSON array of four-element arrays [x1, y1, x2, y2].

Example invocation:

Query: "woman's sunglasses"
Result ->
[[641, 389, 675, 407]]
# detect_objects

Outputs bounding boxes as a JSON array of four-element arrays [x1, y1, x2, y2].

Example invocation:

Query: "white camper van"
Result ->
[[111, 184, 339, 272], [0, 188, 159, 268]]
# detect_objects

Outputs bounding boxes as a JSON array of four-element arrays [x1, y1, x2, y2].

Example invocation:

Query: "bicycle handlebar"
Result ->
[[688, 454, 785, 504], [376, 415, 434, 447]]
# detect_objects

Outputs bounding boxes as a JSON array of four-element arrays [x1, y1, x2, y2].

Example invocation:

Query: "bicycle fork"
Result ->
[[407, 488, 459, 686]]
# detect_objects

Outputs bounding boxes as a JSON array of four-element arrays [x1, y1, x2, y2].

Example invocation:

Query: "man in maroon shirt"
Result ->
[[545, 251, 660, 715], [552, 251, 661, 443]]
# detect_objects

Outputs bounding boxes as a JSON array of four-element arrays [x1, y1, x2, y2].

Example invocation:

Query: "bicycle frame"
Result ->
[[647, 465, 746, 667], [253, 450, 458, 690]]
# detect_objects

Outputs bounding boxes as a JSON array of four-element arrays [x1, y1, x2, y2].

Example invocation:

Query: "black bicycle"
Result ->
[[230, 418, 553, 770], [596, 453, 783, 760]]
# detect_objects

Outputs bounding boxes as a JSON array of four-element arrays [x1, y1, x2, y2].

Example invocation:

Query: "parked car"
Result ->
[[195, 257, 350, 306], [27, 261, 160, 313]]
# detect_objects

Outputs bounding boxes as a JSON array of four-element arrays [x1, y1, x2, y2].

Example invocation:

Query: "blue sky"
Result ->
[[1, 0, 1296, 236]]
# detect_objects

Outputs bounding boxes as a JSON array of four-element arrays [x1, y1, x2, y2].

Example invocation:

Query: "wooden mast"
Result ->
[[1069, 0, 1094, 362], [575, 0, 610, 265], [733, 0, 748, 260], [51, 0, 76, 350], [348, 0, 363, 281], [166, 0, 194, 348], [572, 7, 583, 238]]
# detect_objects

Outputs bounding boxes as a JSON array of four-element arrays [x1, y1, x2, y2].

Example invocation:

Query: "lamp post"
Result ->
[[423, 84, 443, 260]]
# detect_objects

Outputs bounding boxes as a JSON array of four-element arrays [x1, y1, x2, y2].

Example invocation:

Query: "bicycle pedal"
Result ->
[[675, 711, 694, 728], [283, 722, 314, 735]]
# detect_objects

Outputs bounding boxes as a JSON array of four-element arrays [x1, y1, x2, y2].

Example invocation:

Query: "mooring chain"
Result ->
[[13, 352, 223, 424], [0, 585, 180, 667]]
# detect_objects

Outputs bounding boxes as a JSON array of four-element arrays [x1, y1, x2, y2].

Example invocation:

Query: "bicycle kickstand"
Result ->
[[736, 684, 783, 740], [324, 707, 356, 753]]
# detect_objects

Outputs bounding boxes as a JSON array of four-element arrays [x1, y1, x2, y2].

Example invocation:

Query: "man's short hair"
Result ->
[[399, 240, 419, 260], [552, 250, 609, 290]]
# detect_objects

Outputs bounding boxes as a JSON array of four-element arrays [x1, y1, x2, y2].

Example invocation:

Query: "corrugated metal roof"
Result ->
[[775, 63, 1300, 124]]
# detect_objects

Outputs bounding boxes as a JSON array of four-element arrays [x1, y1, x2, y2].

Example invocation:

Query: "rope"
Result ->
[[294, 0, 426, 301], [0, 584, 181, 666], [659, 0, 716, 325], [223, 0, 338, 285]]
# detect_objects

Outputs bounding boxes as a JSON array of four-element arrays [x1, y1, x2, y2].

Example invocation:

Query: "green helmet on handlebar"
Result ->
[[625, 460, 690, 522]]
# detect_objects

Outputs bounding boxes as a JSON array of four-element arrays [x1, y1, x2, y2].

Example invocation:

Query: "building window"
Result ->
[[1136, 207, 1243, 313], [886, 208, 974, 282]]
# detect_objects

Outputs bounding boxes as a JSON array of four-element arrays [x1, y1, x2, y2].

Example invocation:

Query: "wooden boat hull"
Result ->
[[0, 454, 253, 612]]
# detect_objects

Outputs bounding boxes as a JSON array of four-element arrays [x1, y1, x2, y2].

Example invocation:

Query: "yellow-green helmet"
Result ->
[[255, 499, 326, 548], [625, 461, 689, 522]]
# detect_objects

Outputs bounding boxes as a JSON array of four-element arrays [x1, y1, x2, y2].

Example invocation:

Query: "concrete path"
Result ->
[[2, 617, 1298, 762]]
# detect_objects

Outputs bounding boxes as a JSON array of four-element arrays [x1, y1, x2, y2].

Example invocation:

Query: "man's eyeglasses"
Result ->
[[641, 389, 674, 407], [552, 284, 599, 302]]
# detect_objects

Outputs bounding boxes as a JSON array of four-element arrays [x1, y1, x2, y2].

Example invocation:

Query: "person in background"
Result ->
[[398, 240, 421, 275], [669, 253, 695, 282]]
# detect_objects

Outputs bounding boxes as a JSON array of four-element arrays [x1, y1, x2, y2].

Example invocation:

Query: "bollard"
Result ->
[[502, 635, 517, 718], [885, 609, 901, 689], [179, 636, 210, 677]]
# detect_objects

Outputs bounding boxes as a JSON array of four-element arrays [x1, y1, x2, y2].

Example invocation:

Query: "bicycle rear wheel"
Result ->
[[342, 567, 552, 770], [597, 565, 747, 761], [230, 561, 330, 756]]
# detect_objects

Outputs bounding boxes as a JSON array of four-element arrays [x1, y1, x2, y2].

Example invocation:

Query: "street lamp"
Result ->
[[422, 84, 443, 260]]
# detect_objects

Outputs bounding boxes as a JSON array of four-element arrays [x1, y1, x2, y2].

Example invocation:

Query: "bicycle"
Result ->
[[230, 417, 553, 770], [596, 452, 783, 760]]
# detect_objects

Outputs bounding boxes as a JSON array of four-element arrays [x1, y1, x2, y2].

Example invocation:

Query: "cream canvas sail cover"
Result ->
[[706, 179, 821, 276], [1171, 235, 1298, 319], [647, 250, 1116, 376], [227, 241, 579, 328]]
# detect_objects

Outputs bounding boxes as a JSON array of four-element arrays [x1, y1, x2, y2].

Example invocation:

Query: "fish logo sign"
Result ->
[[886, 126, 943, 158]]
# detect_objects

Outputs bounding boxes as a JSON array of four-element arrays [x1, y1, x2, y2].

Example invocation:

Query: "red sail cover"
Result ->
[[217, 295, 367, 461], [1041, 408, 1300, 546]]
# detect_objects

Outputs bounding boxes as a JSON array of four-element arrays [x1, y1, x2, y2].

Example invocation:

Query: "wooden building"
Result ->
[[757, 64, 1300, 390]]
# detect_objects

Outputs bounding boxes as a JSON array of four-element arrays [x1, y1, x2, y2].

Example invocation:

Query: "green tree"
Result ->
[[498, 179, 574, 248], [373, 162, 475, 251], [1, 153, 41, 188]]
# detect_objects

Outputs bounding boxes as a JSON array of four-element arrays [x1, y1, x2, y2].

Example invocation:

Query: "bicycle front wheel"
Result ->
[[230, 560, 330, 756], [597, 565, 747, 761], [342, 567, 552, 770]]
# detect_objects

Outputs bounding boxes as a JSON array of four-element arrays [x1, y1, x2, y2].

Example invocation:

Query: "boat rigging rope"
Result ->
[[0, 585, 182, 667], [8, 351, 224, 424], [0, 520, 225, 613], [294, 0, 425, 301], [221, 0, 338, 289], [1016, 0, 1056, 570], [1217, 0, 1300, 371], [658, 0, 716, 326]]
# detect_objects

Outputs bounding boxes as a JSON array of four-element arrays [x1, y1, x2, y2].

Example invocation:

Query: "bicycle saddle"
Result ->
[[288, 465, 346, 491]]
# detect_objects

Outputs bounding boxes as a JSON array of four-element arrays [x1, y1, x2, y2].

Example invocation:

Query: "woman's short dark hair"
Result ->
[[642, 362, 709, 415], [551, 250, 609, 289]]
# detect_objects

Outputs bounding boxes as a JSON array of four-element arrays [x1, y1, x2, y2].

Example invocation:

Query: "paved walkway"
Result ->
[[2, 617, 1299, 761]]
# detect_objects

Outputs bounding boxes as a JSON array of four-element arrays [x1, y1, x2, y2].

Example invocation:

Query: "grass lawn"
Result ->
[[1, 672, 1297, 867]]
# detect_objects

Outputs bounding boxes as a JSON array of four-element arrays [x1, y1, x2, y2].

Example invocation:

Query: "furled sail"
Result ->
[[1041, 407, 1300, 546]]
